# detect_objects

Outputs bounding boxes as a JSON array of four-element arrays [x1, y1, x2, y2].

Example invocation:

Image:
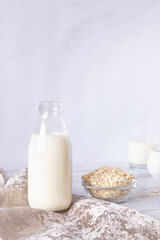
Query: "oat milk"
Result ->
[[28, 133, 72, 211], [128, 140, 158, 165]]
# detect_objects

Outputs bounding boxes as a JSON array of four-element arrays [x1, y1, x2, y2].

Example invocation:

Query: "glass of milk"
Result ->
[[128, 130, 159, 169], [28, 101, 72, 211]]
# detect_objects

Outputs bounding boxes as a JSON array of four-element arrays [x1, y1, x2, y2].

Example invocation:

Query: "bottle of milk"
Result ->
[[28, 101, 72, 211]]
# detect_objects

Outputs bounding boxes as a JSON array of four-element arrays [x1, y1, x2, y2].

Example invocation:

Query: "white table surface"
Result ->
[[73, 163, 160, 220], [7, 163, 160, 220]]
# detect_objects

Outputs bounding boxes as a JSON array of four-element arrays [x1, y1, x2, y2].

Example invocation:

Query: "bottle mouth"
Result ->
[[39, 101, 63, 113]]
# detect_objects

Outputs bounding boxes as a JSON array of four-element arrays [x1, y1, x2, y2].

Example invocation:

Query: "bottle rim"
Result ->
[[38, 101, 63, 112]]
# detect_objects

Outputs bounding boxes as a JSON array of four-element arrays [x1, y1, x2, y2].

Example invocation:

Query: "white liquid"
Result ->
[[147, 150, 160, 179], [28, 133, 72, 211], [128, 140, 158, 165]]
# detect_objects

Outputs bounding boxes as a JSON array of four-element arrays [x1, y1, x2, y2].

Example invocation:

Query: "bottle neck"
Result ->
[[33, 101, 67, 135], [38, 101, 63, 115], [39, 110, 63, 118]]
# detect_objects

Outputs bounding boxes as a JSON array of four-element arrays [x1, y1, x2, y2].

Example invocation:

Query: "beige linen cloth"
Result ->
[[0, 168, 160, 240]]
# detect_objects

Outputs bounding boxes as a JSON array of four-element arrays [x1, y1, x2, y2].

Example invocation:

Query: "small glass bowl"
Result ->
[[81, 178, 137, 203]]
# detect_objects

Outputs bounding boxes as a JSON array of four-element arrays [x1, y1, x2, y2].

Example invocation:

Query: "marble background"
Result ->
[[0, 0, 160, 172]]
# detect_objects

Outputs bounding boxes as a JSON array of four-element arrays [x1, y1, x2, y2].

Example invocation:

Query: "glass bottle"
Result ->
[[28, 101, 72, 211]]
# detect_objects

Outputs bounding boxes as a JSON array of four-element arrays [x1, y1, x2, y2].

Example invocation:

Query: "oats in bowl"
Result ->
[[81, 167, 137, 203]]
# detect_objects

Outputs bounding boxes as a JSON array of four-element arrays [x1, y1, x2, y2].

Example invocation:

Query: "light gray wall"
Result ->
[[0, 0, 160, 171]]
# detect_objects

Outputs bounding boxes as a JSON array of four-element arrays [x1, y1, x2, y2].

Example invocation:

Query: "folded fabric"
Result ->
[[0, 168, 160, 240]]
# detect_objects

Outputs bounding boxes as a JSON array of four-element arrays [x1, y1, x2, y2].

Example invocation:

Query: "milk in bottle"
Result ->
[[28, 102, 72, 211]]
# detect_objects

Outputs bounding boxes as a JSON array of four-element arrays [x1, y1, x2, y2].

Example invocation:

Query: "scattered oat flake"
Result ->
[[151, 190, 158, 193]]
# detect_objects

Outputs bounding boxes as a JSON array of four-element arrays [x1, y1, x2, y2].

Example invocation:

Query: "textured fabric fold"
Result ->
[[0, 168, 160, 240]]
